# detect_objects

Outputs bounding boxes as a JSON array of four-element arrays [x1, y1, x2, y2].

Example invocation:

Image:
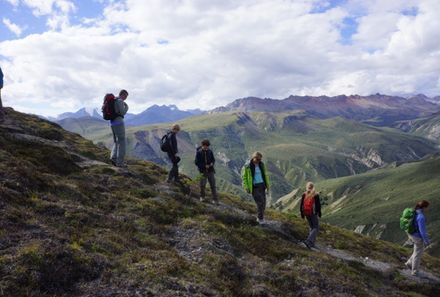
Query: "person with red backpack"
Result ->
[[108, 89, 129, 167], [300, 182, 322, 249]]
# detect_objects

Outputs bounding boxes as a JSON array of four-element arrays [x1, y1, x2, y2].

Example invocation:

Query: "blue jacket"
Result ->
[[0, 67, 3, 88], [412, 209, 430, 245]]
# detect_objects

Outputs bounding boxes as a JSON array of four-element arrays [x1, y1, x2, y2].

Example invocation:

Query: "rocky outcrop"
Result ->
[[350, 147, 385, 168]]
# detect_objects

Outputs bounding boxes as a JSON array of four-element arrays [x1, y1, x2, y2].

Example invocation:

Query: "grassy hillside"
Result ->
[[80, 111, 439, 202], [1, 107, 440, 296], [57, 116, 109, 140], [395, 113, 440, 144], [298, 155, 440, 257]]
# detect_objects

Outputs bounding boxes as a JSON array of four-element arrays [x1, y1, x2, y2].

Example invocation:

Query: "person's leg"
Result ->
[[305, 215, 319, 247], [118, 123, 126, 164], [411, 235, 424, 274], [252, 186, 266, 221], [174, 162, 179, 181], [200, 173, 207, 199], [405, 235, 414, 267], [167, 153, 174, 182], [112, 123, 126, 166], [110, 125, 118, 163], [207, 172, 218, 202], [170, 162, 179, 181], [166, 153, 179, 181]]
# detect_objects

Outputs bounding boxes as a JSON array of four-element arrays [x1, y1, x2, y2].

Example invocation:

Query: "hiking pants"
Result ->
[[406, 233, 424, 273], [200, 171, 217, 201], [252, 183, 266, 220], [305, 214, 319, 247], [167, 153, 179, 182], [110, 123, 126, 166]]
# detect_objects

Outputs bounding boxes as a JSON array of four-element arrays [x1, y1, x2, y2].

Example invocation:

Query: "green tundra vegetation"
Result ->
[[1, 108, 440, 296]]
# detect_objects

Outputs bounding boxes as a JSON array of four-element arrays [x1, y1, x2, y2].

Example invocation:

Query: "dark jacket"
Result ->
[[0, 67, 3, 89], [300, 193, 321, 218], [195, 147, 215, 173], [168, 132, 178, 155]]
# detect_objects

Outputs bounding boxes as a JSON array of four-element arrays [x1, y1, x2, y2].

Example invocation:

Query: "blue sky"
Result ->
[[0, 0, 439, 117], [0, 0, 104, 41]]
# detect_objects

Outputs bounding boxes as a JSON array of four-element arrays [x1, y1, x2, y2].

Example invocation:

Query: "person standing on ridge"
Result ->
[[166, 124, 181, 183], [405, 200, 431, 276], [300, 182, 322, 249], [195, 139, 218, 205], [110, 89, 129, 167], [0, 66, 4, 112], [242, 152, 270, 225]]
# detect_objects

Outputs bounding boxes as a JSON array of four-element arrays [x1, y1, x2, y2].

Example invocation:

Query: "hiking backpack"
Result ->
[[160, 132, 172, 152], [303, 194, 315, 216], [400, 208, 416, 234], [101, 93, 117, 120]]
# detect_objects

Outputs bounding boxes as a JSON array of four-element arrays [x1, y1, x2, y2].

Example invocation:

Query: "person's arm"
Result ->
[[195, 151, 203, 172], [315, 194, 322, 218], [300, 194, 305, 219], [241, 166, 250, 193], [210, 150, 215, 167], [121, 101, 129, 115], [169, 133, 177, 155], [172, 134, 178, 154], [0, 67, 3, 89], [417, 215, 430, 245], [194, 151, 199, 166], [262, 162, 270, 191]]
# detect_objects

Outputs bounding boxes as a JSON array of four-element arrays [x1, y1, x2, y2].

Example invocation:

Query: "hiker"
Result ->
[[195, 139, 218, 205], [0, 66, 4, 111], [110, 89, 129, 167], [166, 124, 181, 183], [300, 182, 322, 249], [242, 152, 270, 225], [405, 200, 431, 276]]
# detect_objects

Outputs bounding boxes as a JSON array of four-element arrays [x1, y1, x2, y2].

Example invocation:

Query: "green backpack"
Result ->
[[400, 208, 416, 234]]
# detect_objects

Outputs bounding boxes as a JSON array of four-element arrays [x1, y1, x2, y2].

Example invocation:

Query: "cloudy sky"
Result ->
[[0, 0, 440, 117]]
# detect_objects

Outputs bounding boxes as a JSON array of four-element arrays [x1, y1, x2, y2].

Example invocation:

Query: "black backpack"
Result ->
[[160, 132, 172, 152]]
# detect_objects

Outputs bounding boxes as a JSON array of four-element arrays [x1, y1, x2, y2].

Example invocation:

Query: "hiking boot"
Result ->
[[111, 159, 117, 166], [200, 197, 205, 202], [211, 200, 219, 206], [300, 241, 311, 249], [257, 218, 265, 225]]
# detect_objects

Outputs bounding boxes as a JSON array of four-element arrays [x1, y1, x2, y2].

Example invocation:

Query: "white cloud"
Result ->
[[1, 0, 440, 117], [2, 18, 24, 36], [7, 0, 76, 30]]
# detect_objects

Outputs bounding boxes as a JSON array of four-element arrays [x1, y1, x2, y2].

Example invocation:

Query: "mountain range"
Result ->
[[212, 94, 440, 126], [51, 104, 204, 126], [1, 107, 439, 296]]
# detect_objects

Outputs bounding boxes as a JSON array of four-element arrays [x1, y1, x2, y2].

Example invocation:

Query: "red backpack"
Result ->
[[303, 193, 315, 216], [101, 93, 117, 120]]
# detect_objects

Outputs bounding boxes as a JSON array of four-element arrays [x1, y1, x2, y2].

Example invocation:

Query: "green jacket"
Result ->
[[242, 160, 270, 193]]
